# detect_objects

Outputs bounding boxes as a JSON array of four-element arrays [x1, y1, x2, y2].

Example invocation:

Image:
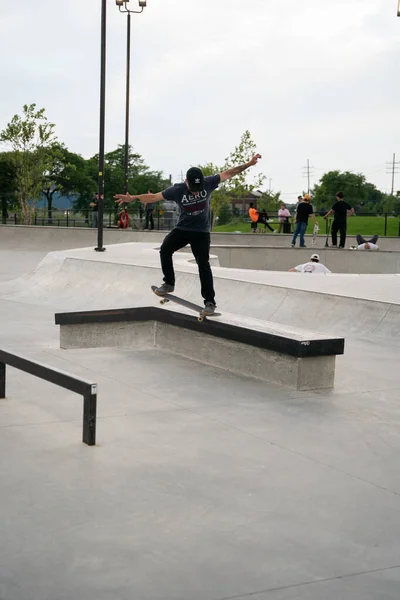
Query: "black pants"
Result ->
[[145, 209, 154, 230], [331, 220, 347, 247], [356, 234, 378, 245], [160, 228, 215, 305]]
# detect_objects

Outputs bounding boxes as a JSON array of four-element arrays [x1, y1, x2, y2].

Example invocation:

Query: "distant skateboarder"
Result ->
[[324, 192, 354, 248], [115, 154, 262, 315]]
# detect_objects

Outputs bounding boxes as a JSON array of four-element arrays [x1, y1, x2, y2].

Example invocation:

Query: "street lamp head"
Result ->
[[115, 0, 125, 6], [139, 0, 147, 7], [398, 0, 400, 16]]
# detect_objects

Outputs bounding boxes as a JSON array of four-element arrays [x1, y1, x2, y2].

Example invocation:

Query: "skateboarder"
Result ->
[[115, 154, 262, 315], [324, 192, 354, 248], [291, 195, 317, 248]]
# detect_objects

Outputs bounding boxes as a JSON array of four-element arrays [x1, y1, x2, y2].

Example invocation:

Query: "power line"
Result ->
[[386, 153, 400, 196]]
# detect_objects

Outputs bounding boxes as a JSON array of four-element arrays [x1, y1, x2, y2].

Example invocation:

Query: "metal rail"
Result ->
[[0, 349, 97, 446]]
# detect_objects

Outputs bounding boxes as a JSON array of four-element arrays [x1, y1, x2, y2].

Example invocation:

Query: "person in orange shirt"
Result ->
[[248, 202, 259, 233]]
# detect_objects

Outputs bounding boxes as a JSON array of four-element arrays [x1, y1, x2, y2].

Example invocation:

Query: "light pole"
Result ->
[[398, 0, 400, 16], [116, 0, 147, 195], [95, 0, 108, 252]]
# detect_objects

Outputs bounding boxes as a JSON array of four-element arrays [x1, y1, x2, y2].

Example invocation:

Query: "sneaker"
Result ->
[[203, 302, 216, 316], [154, 283, 175, 296], [291, 243, 295, 248], [300, 245, 307, 248]]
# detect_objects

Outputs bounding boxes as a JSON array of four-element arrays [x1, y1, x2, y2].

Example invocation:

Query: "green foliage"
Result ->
[[198, 131, 267, 229], [72, 145, 168, 218], [312, 170, 394, 213], [195, 161, 228, 228], [223, 130, 266, 199], [41, 144, 96, 221], [0, 153, 18, 223], [0, 104, 57, 224], [257, 190, 281, 212]]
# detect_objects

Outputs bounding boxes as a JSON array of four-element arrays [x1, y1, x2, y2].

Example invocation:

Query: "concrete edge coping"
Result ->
[[55, 306, 345, 359]]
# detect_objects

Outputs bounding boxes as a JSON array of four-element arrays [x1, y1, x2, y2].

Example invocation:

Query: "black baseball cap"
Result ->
[[186, 167, 205, 192]]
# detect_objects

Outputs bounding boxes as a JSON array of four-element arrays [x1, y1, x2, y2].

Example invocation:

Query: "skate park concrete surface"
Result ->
[[1, 226, 400, 599]]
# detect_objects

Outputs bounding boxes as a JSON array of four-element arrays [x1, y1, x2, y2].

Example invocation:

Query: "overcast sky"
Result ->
[[0, 0, 399, 200]]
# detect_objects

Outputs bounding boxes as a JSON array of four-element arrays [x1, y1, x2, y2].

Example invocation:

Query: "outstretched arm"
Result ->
[[220, 153, 262, 183], [114, 191, 163, 207], [324, 209, 334, 219]]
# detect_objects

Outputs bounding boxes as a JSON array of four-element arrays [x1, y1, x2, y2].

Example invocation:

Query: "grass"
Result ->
[[214, 216, 400, 237]]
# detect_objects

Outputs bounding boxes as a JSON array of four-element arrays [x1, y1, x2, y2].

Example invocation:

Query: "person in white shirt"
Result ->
[[289, 253, 331, 273], [356, 234, 379, 250]]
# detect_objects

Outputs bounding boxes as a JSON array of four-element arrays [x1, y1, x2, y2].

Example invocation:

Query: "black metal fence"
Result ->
[[234, 211, 400, 237], [2, 209, 400, 237], [2, 207, 177, 231]]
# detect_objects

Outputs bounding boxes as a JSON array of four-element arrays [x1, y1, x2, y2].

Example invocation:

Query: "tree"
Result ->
[[195, 162, 228, 228], [312, 170, 373, 211], [258, 190, 281, 212], [0, 104, 57, 224], [41, 145, 96, 222], [74, 145, 168, 222], [199, 131, 266, 228], [0, 153, 18, 224], [223, 130, 266, 201]]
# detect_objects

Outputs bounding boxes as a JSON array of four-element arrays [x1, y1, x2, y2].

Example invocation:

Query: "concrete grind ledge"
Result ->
[[55, 307, 344, 391]]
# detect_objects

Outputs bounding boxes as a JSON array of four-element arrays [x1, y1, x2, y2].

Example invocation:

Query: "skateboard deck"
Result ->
[[312, 223, 319, 245], [151, 286, 221, 322]]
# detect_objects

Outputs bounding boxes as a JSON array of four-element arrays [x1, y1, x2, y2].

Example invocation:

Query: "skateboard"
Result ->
[[312, 223, 319, 245], [151, 286, 221, 323], [324, 218, 332, 248]]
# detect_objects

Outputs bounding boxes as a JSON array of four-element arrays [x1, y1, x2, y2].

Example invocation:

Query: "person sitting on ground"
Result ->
[[258, 209, 275, 233], [356, 234, 379, 250], [289, 253, 331, 273], [278, 203, 291, 233], [117, 206, 130, 229]]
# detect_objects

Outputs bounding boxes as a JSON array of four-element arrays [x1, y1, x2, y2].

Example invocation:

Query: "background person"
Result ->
[[291, 195, 317, 248], [90, 193, 99, 228], [117, 206, 130, 229], [277, 203, 291, 233], [289, 253, 331, 273], [258, 209, 274, 232], [356, 234, 379, 250], [248, 202, 259, 233], [145, 188, 156, 230], [324, 191, 354, 248]]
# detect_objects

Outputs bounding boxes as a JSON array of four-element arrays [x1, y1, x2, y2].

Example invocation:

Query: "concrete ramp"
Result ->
[[1, 242, 399, 342]]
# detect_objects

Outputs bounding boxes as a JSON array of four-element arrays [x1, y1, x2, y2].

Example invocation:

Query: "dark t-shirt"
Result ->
[[161, 174, 221, 232], [92, 198, 98, 213], [296, 201, 313, 224], [332, 201, 351, 222]]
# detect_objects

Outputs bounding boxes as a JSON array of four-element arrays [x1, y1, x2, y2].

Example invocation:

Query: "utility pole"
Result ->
[[95, 0, 107, 253], [302, 159, 314, 195], [386, 153, 400, 196]]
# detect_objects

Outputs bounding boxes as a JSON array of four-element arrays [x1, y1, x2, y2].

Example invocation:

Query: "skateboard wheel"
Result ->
[[198, 316, 204, 323], [160, 299, 166, 305]]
